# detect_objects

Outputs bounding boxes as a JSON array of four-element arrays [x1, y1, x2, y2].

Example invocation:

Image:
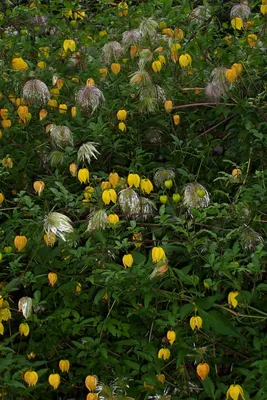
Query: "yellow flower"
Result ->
[[48, 272, 58, 287], [111, 63, 121, 75], [118, 1, 128, 16], [0, 308, 11, 322], [162, 28, 173, 37], [117, 109, 127, 121], [99, 67, 108, 79], [71, 106, 76, 117], [78, 168, 90, 184], [47, 99, 58, 109], [232, 168, 242, 179], [156, 374, 165, 384], [196, 363, 210, 380], [190, 316, 203, 330], [127, 173, 140, 188], [0, 193, 4, 204], [39, 109, 48, 120], [173, 114, 180, 125], [85, 375, 98, 391], [33, 180, 45, 195], [247, 34, 257, 47], [76, 282, 82, 293], [12, 57, 28, 70], [102, 189, 117, 205], [48, 373, 61, 390], [158, 55, 166, 64], [179, 53, 192, 67], [122, 254, 133, 268], [24, 371, 38, 387], [231, 17, 243, 30], [170, 43, 181, 52], [1, 108, 8, 119], [164, 100, 173, 113], [118, 122, 126, 131], [140, 178, 153, 194], [232, 63, 242, 75], [86, 78, 95, 86], [87, 394, 99, 400], [101, 181, 111, 190], [27, 352, 36, 359], [38, 46, 49, 58], [167, 330, 176, 345], [69, 163, 78, 177], [0, 323, 4, 335], [2, 157, 13, 168], [37, 61, 46, 69], [226, 384, 245, 400], [1, 120, 11, 129], [84, 186, 94, 199], [17, 106, 29, 123], [63, 39, 76, 52], [260, 5, 267, 14], [109, 172, 120, 187], [152, 247, 166, 263], [174, 28, 184, 40], [152, 60, 162, 72], [228, 291, 239, 308], [44, 232, 56, 247], [225, 68, 238, 83], [19, 322, 30, 336], [14, 236, 27, 251], [132, 232, 142, 247], [59, 104, 67, 114], [50, 88, 60, 98], [158, 348, 170, 360], [108, 214, 119, 225]]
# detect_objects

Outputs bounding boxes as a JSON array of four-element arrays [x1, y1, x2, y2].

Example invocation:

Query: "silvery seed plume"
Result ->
[[240, 225, 263, 252], [23, 79, 50, 106], [77, 142, 100, 164], [129, 68, 152, 87], [76, 85, 104, 114], [139, 197, 157, 220], [145, 128, 162, 144], [190, 6, 211, 22], [119, 188, 140, 217], [230, 1, 250, 20], [138, 49, 153, 68], [139, 17, 158, 39], [49, 150, 65, 167], [205, 83, 222, 102], [44, 211, 74, 241], [206, 67, 229, 101], [139, 85, 166, 113], [154, 168, 175, 187], [50, 125, 74, 149], [102, 41, 124, 63], [183, 183, 210, 209], [122, 29, 142, 45], [30, 15, 48, 33], [87, 209, 108, 231]]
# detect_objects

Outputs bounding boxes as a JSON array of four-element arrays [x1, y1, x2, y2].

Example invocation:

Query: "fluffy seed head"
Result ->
[[23, 79, 50, 106]]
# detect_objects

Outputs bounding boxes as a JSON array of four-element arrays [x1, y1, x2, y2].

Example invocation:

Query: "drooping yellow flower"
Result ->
[[108, 214, 119, 225], [260, 5, 267, 14], [0, 307, 11, 322], [17, 106, 29, 123], [152, 60, 162, 72], [2, 157, 13, 168], [179, 53, 192, 67], [111, 63, 121, 75], [190, 316, 203, 330], [247, 34, 257, 47], [71, 106, 76, 117], [44, 232, 56, 247], [59, 359, 70, 373], [118, 122, 126, 131], [84, 186, 94, 199], [69, 163, 78, 177], [59, 104, 67, 114], [118, 1, 128, 17], [2, 120, 11, 129], [158, 348, 170, 360], [85, 375, 98, 391], [78, 168, 90, 184], [173, 114, 180, 125], [132, 232, 142, 247], [24, 371, 38, 387], [19, 322, 30, 336], [1, 108, 8, 119], [162, 28, 173, 37], [99, 67, 108, 79], [86, 78, 95, 86], [12, 57, 28, 71], [152, 247, 166, 263], [232, 63, 242, 75], [232, 168, 242, 179], [38, 46, 49, 58], [102, 189, 117, 205], [27, 352, 36, 359], [226, 384, 245, 400], [231, 17, 243, 30], [156, 374, 165, 384], [37, 61, 46, 69], [109, 172, 120, 187], [116, 109, 127, 121], [0, 323, 4, 335], [63, 39, 76, 52], [33, 181, 45, 195], [196, 363, 210, 380], [167, 330, 176, 345], [47, 99, 58, 109], [158, 55, 166, 65], [14, 236, 27, 251], [101, 181, 111, 190], [225, 68, 238, 83], [122, 254, 133, 268], [170, 43, 181, 52], [50, 88, 60, 98], [174, 28, 184, 40], [164, 100, 173, 113], [228, 291, 239, 308], [140, 178, 153, 194], [39, 109, 48, 120], [48, 272, 58, 287], [0, 193, 4, 204], [87, 393, 99, 400], [48, 373, 61, 390]]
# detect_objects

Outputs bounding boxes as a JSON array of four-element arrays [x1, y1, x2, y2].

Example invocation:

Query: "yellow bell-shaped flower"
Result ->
[[14, 236, 27, 251], [179, 53, 192, 68], [226, 384, 245, 400], [24, 371, 38, 387], [63, 39, 76, 52], [44, 232, 56, 247], [167, 330, 176, 345], [109, 172, 120, 187], [173, 114, 180, 125], [33, 180, 45, 195], [19, 322, 30, 336], [108, 214, 119, 225], [59, 359, 70, 372], [48, 373, 61, 390], [118, 122, 126, 131], [116, 109, 127, 121], [152, 60, 162, 72], [158, 348, 170, 360], [17, 105, 29, 123], [164, 100, 173, 113], [122, 254, 133, 268], [152, 247, 166, 263], [228, 291, 239, 308], [48, 272, 58, 287], [111, 63, 121, 75], [85, 375, 98, 391], [127, 173, 140, 188], [78, 168, 90, 184], [102, 189, 117, 205], [196, 363, 210, 380], [0, 322, 4, 335], [12, 57, 28, 71], [189, 316, 203, 330], [231, 17, 243, 30], [140, 178, 153, 194]]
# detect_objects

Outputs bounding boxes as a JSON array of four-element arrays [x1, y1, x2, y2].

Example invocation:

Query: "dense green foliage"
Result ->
[[0, 0, 267, 399]]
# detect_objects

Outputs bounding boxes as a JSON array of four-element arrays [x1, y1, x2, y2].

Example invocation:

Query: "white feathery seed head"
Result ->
[[77, 142, 100, 164], [76, 84, 104, 114], [23, 79, 50, 106], [44, 211, 74, 241]]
